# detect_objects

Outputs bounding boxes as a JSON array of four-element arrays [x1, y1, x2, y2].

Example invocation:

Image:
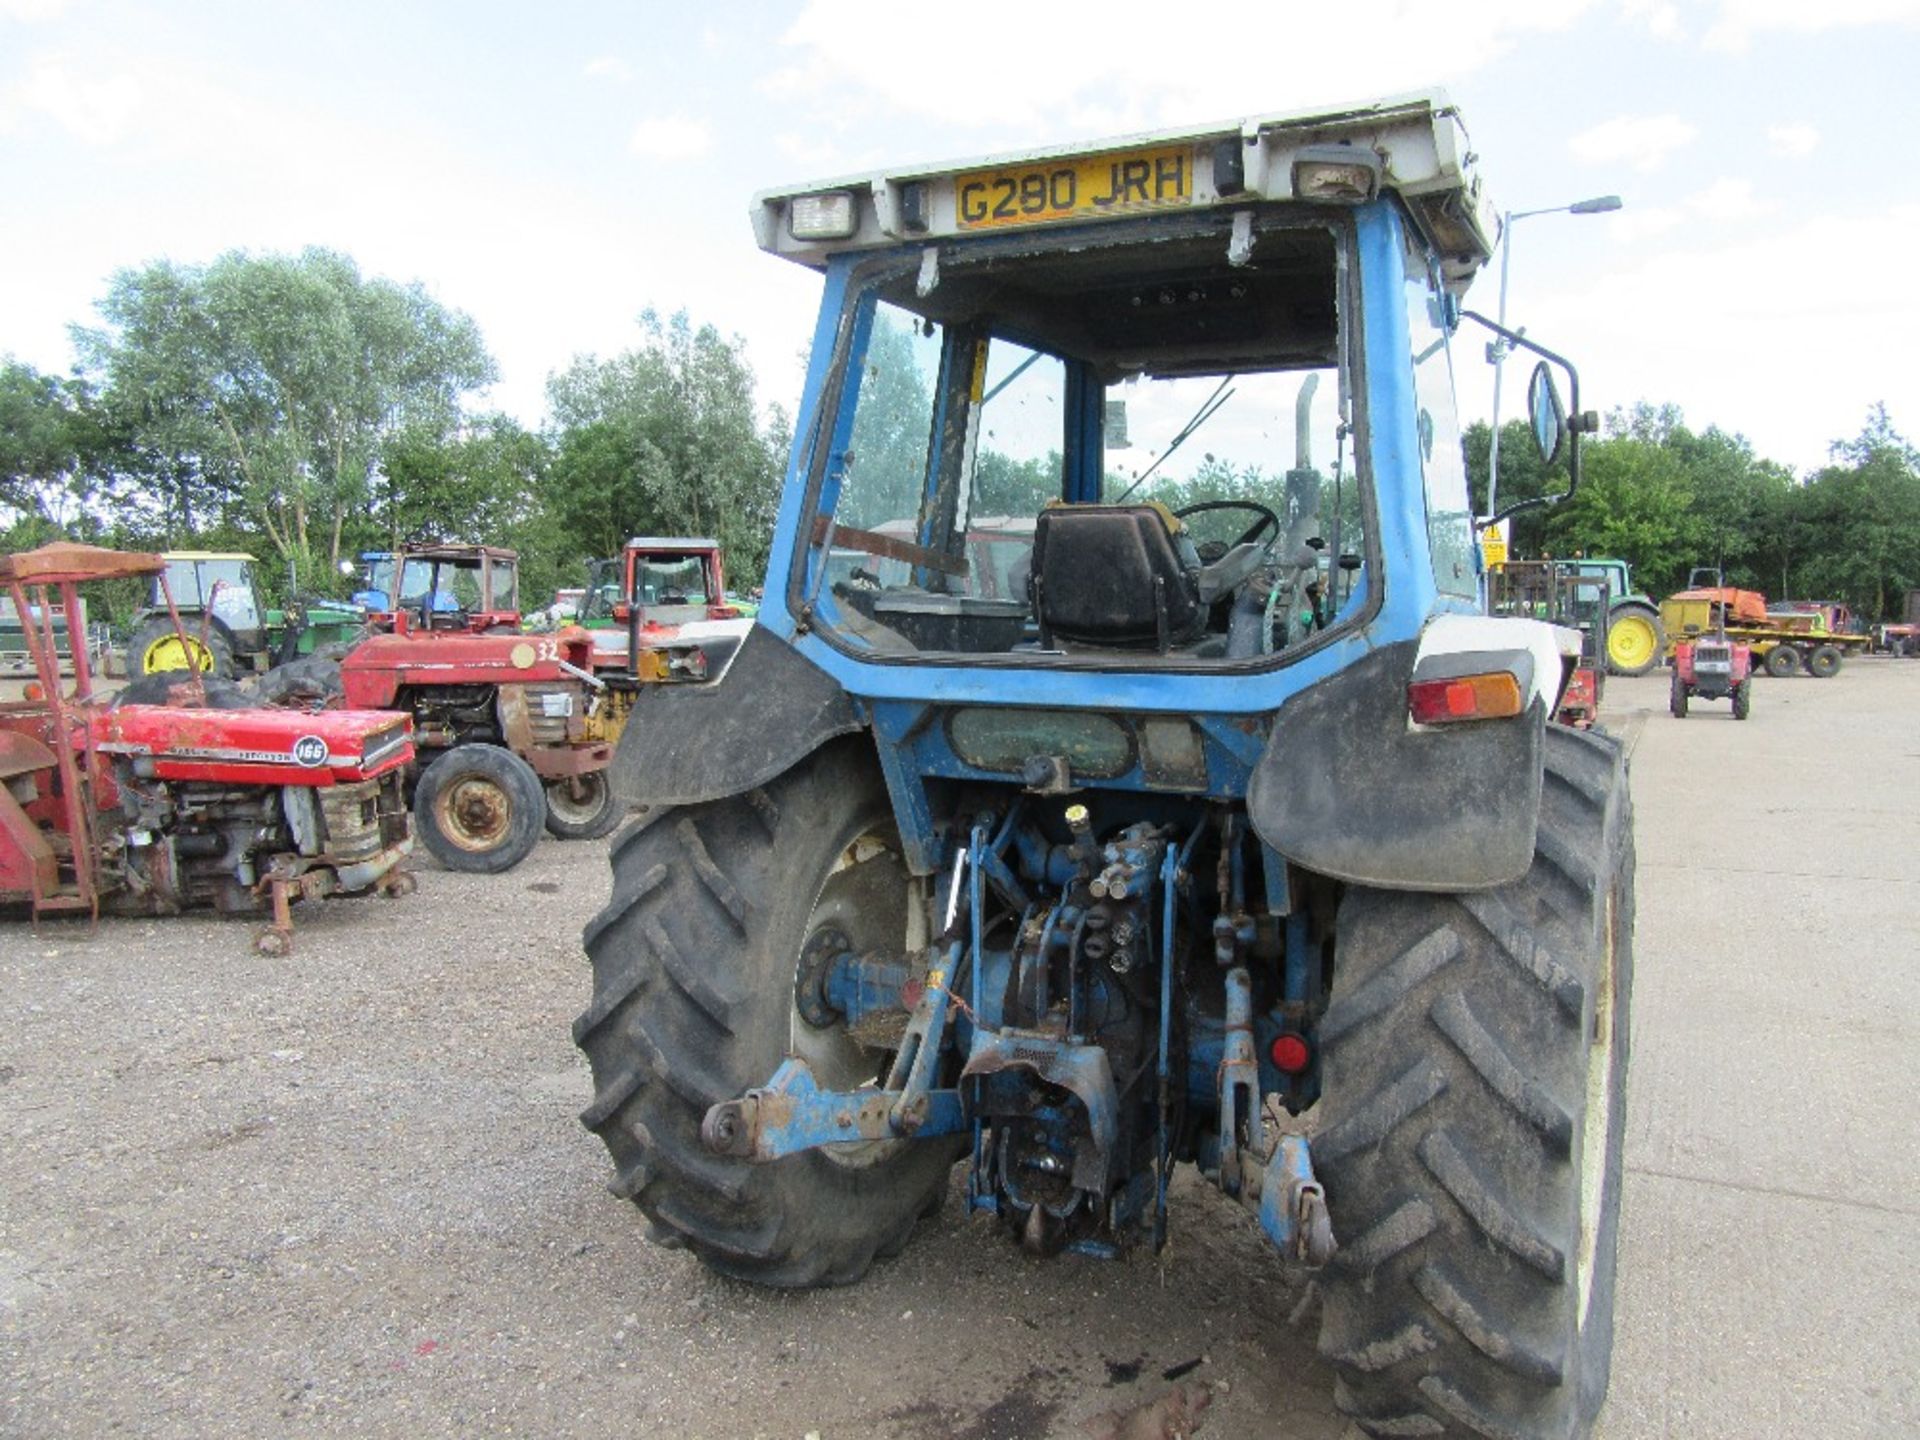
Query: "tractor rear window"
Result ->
[[801, 216, 1367, 667]]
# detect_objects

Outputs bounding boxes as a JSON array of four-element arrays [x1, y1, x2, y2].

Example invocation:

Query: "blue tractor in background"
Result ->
[[577, 92, 1633, 1440]]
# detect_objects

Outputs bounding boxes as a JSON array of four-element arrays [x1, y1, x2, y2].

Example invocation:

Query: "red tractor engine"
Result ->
[[1, 543, 416, 954], [1671, 632, 1753, 720], [329, 619, 617, 871]]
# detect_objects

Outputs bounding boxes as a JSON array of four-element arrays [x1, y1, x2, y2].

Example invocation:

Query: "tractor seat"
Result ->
[[1030, 503, 1205, 650]]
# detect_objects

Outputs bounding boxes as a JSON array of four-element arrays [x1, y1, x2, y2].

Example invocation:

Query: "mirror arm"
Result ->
[[1458, 309, 1590, 529]]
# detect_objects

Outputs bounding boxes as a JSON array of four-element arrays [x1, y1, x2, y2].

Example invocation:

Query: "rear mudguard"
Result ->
[[1246, 638, 1546, 892], [606, 623, 863, 808]]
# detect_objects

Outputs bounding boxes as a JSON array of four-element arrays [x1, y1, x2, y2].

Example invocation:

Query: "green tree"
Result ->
[[1542, 428, 1701, 592], [545, 310, 786, 586], [0, 360, 116, 541], [73, 248, 496, 585], [1792, 405, 1920, 617]]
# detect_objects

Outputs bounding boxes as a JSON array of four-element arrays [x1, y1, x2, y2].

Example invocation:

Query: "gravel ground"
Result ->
[[1, 828, 1337, 1439], [5, 659, 1917, 1438]]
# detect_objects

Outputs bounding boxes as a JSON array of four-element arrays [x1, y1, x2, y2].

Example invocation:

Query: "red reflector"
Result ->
[[1408, 671, 1524, 725], [1271, 1033, 1312, 1074]]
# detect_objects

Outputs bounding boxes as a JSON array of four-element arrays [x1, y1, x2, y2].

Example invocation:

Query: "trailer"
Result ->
[[1661, 587, 1867, 678]]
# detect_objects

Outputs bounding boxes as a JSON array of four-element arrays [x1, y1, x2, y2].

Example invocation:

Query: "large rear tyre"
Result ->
[[111, 672, 253, 709], [252, 655, 345, 709], [575, 738, 962, 1286], [543, 771, 624, 840], [1603, 603, 1662, 676], [1316, 725, 1634, 1440], [1807, 644, 1842, 679], [413, 744, 545, 873], [126, 615, 234, 681], [1764, 645, 1800, 678]]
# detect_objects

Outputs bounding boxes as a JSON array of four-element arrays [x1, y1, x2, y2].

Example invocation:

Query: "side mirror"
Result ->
[[1527, 362, 1567, 465]]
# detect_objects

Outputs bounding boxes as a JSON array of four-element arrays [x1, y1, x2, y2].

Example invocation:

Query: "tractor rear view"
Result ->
[[576, 93, 1634, 1440]]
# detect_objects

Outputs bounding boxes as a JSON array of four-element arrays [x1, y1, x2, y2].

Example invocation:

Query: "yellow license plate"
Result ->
[[955, 145, 1194, 231]]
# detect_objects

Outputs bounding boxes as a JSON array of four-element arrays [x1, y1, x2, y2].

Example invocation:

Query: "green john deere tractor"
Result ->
[[125, 552, 367, 680]]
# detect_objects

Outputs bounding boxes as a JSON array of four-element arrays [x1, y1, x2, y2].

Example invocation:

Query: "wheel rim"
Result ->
[[433, 774, 515, 853], [143, 633, 214, 673], [1607, 615, 1657, 671], [789, 831, 911, 1171], [546, 773, 609, 825], [1576, 890, 1620, 1329]]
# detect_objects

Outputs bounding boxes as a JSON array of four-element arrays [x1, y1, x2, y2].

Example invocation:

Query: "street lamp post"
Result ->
[[1484, 194, 1622, 520]]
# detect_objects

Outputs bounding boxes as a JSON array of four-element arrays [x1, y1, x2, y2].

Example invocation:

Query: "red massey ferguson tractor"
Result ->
[[259, 615, 619, 872], [1, 543, 416, 954]]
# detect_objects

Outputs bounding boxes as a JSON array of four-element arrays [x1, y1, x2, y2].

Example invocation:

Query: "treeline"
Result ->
[[0, 247, 787, 618], [1471, 401, 1920, 618], [5, 245, 1917, 622]]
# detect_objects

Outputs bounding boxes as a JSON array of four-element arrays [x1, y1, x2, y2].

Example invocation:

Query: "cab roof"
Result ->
[[752, 89, 1497, 289], [624, 537, 720, 552]]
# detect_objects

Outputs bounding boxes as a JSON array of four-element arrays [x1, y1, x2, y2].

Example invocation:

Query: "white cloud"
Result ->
[[1704, 0, 1920, 50], [628, 114, 712, 162], [1519, 204, 1920, 471], [1622, 0, 1685, 39], [1687, 177, 1773, 221], [1610, 206, 1684, 243], [1768, 122, 1820, 157], [1603, 177, 1773, 243], [4, 54, 144, 144], [770, 0, 1602, 131], [583, 56, 631, 82], [1568, 113, 1699, 171], [774, 131, 840, 172]]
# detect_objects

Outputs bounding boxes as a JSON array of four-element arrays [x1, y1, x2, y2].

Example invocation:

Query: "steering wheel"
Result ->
[[1173, 499, 1281, 552]]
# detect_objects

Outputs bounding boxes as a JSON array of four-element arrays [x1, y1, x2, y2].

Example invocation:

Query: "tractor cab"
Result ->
[[581, 93, 1632, 1440], [384, 543, 520, 633], [583, 537, 747, 681]]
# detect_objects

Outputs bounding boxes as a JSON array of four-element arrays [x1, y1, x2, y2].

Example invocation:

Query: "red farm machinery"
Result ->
[[1, 543, 416, 954]]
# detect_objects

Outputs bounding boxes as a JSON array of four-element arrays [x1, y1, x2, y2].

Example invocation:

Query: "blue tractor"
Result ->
[[578, 92, 1633, 1440]]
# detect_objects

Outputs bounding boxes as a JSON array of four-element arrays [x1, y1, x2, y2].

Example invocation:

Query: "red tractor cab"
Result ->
[[0, 543, 415, 953], [363, 543, 522, 634], [582, 536, 749, 682]]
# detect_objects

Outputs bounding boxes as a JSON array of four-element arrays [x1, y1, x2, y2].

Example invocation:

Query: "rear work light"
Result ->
[[1408, 671, 1524, 725], [1291, 145, 1382, 203], [788, 190, 858, 240]]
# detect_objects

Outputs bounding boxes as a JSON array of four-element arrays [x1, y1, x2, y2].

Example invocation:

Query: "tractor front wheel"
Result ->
[[575, 738, 961, 1286], [1603, 603, 1663, 676], [1764, 645, 1800, 678], [1732, 678, 1752, 720], [1669, 672, 1688, 718], [413, 744, 545, 873], [127, 615, 234, 681], [1315, 725, 1634, 1440], [543, 771, 624, 840], [1807, 644, 1843, 679]]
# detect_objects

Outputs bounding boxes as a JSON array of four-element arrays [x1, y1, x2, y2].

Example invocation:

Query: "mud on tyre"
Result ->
[[1314, 725, 1634, 1440], [575, 737, 961, 1286]]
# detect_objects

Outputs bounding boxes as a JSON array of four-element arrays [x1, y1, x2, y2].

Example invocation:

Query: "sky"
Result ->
[[2, 0, 1917, 477]]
